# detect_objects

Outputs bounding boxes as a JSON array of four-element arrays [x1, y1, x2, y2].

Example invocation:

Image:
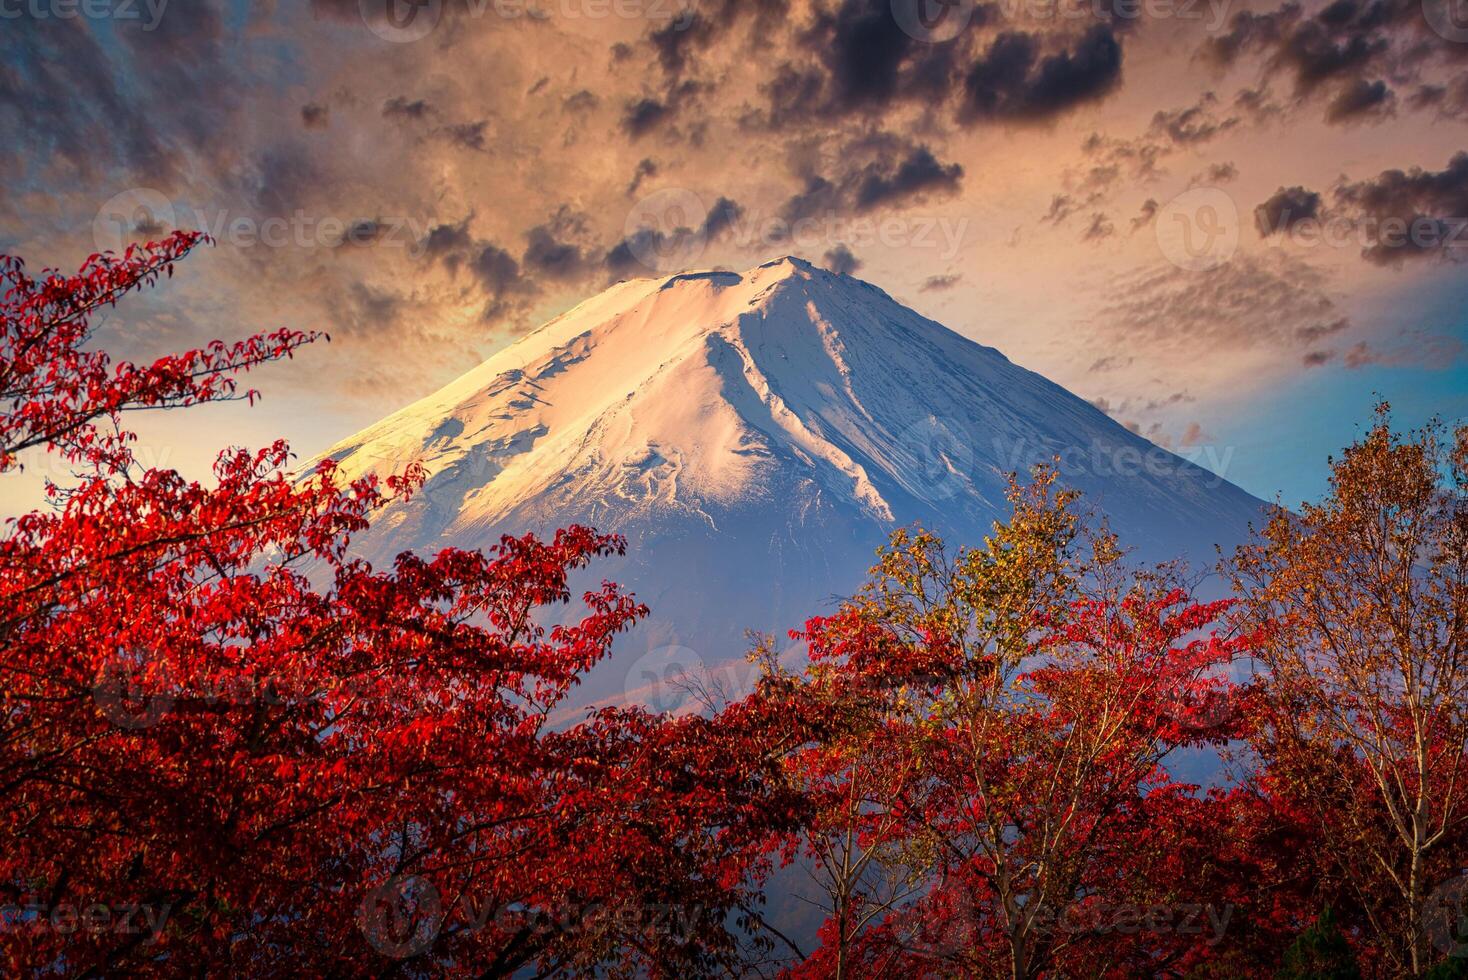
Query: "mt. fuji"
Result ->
[[319, 256, 1266, 706]]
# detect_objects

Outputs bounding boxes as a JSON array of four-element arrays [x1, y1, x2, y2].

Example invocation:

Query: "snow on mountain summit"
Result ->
[[320, 255, 1265, 704]]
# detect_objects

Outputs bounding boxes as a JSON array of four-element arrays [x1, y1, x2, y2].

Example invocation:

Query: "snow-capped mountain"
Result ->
[[319, 256, 1265, 708]]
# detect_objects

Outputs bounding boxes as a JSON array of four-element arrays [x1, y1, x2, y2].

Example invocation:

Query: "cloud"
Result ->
[[1083, 212, 1116, 241], [919, 273, 962, 291], [1341, 335, 1465, 368], [962, 26, 1124, 124], [1093, 252, 1350, 371], [623, 98, 673, 139], [822, 244, 862, 275], [1334, 152, 1468, 264], [603, 196, 746, 279], [523, 213, 592, 282], [1325, 78, 1394, 123], [1149, 92, 1239, 145], [382, 96, 432, 121], [781, 137, 963, 222], [1255, 186, 1323, 236], [1130, 199, 1159, 231], [627, 158, 658, 197], [300, 103, 330, 130]]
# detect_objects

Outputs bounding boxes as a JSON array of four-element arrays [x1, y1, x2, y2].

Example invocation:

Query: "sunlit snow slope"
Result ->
[[319, 256, 1266, 706]]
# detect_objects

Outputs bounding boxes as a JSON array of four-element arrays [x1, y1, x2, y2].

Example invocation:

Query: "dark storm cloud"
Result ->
[[1245, 154, 1468, 265], [822, 0, 912, 109], [822, 244, 862, 275], [465, 243, 544, 320], [651, 14, 709, 74], [1334, 152, 1468, 264], [1275, 20, 1388, 92], [961, 26, 1123, 124], [852, 147, 964, 211], [701, 197, 745, 238], [413, 216, 562, 319], [628, 158, 659, 196], [604, 231, 669, 278], [470, 244, 522, 295], [624, 98, 673, 138], [756, 64, 827, 130], [523, 226, 588, 281], [738, 0, 1123, 131], [421, 218, 475, 271], [522, 208, 597, 282], [749, 0, 969, 124], [1197, 0, 1431, 126], [1325, 78, 1394, 122], [1254, 186, 1323, 235], [603, 197, 746, 279], [781, 138, 963, 223]]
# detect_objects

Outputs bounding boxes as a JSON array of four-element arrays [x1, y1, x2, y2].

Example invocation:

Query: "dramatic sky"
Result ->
[[3, 0, 1467, 513]]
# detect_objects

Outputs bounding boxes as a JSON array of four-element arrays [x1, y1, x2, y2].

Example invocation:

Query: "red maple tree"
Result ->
[[0, 233, 802, 977]]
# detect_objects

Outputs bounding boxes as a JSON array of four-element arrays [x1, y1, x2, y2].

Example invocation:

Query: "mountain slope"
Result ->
[[320, 256, 1265, 706]]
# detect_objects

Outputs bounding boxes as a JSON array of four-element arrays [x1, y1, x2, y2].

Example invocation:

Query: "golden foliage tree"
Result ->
[[1230, 405, 1468, 976]]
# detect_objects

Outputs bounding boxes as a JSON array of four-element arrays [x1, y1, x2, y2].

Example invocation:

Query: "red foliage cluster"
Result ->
[[0, 235, 807, 976]]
